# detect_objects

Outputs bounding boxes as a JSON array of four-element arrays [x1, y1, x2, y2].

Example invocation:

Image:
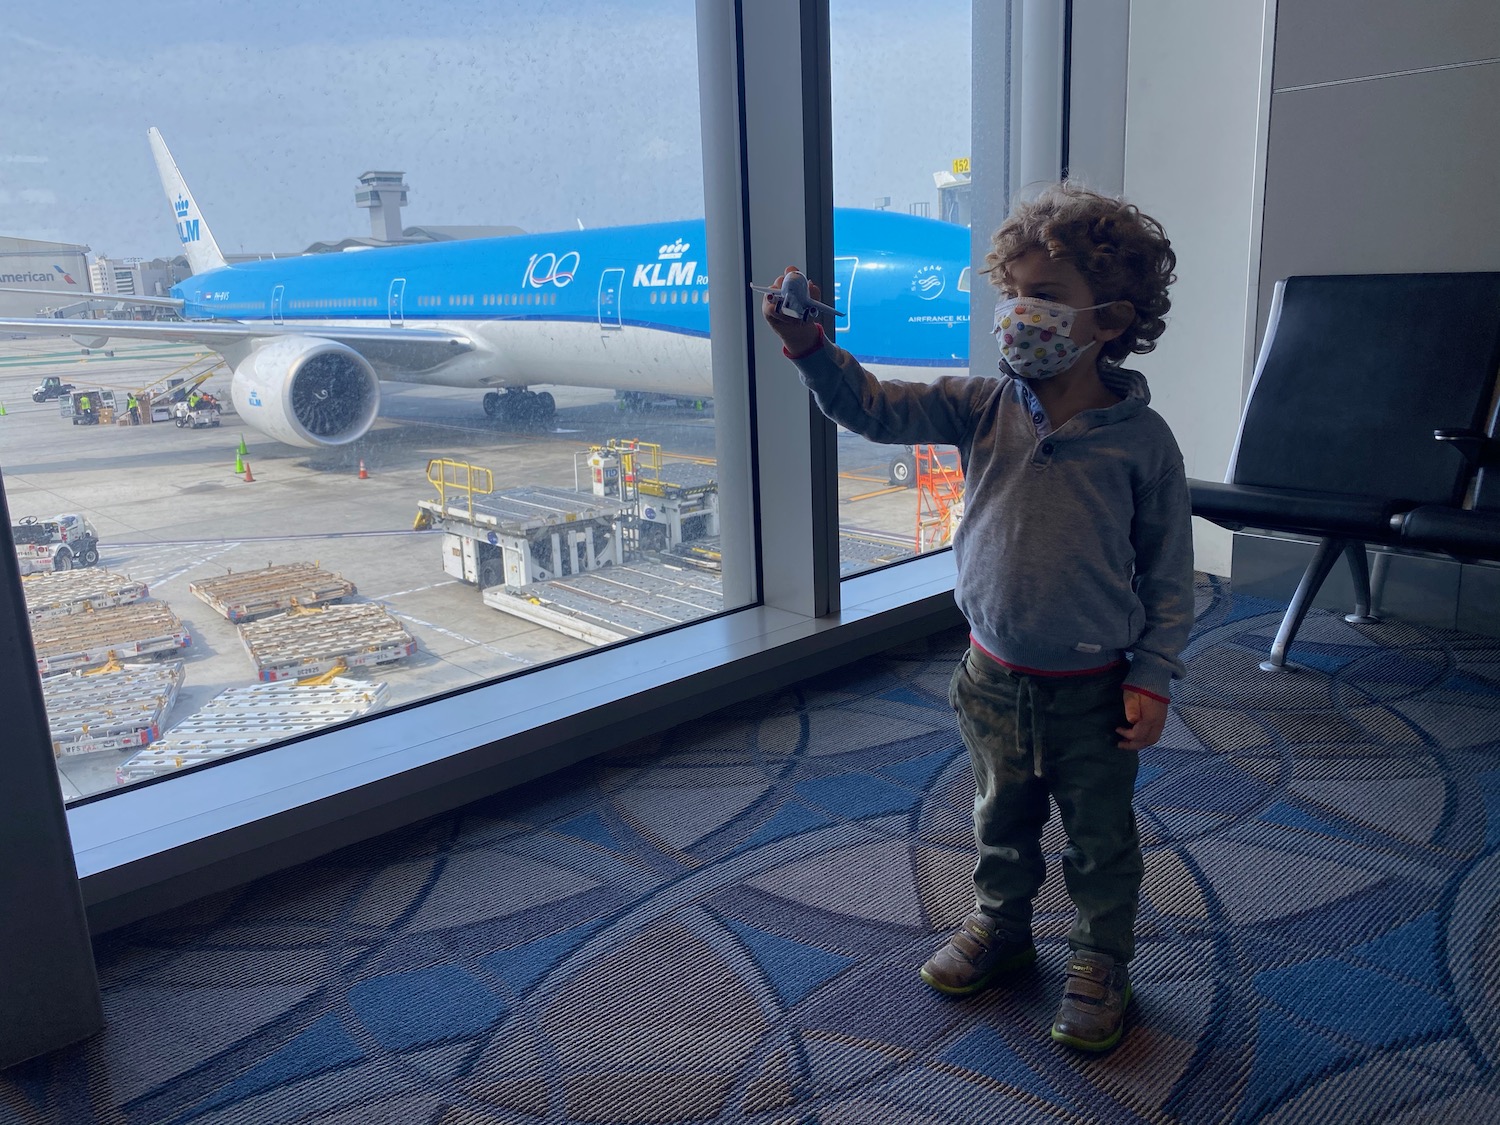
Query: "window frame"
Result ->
[[52, 0, 963, 934], [4, 0, 1082, 938]]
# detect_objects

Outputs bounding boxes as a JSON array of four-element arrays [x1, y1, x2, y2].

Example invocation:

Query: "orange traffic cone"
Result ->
[[243, 460, 255, 482], [358, 459, 369, 479]]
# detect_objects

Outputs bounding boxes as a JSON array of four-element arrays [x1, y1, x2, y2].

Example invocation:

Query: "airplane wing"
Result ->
[[0, 287, 185, 310], [0, 316, 474, 373]]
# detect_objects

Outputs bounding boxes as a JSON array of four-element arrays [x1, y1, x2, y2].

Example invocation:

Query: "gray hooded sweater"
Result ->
[[790, 336, 1195, 701]]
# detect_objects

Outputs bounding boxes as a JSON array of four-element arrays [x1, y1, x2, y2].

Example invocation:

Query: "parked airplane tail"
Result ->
[[148, 126, 227, 275]]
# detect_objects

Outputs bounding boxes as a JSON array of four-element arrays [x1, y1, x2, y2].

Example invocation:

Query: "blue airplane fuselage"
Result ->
[[173, 208, 975, 378]]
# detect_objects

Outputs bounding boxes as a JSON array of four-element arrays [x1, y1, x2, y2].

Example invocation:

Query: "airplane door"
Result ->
[[833, 257, 857, 329], [598, 268, 624, 330], [271, 285, 285, 326], [388, 278, 406, 326]]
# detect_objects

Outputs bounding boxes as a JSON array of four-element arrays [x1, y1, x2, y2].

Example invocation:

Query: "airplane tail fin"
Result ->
[[148, 127, 227, 275]]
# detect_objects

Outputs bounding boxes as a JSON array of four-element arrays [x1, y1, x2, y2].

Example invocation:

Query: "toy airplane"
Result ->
[[752, 269, 845, 323]]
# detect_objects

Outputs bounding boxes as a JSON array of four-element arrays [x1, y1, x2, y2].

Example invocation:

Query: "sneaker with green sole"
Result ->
[[1050, 949, 1132, 1051], [919, 912, 1037, 996]]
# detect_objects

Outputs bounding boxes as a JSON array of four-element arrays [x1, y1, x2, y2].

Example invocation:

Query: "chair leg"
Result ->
[[1262, 537, 1347, 671], [1343, 542, 1379, 623], [1368, 550, 1391, 618]]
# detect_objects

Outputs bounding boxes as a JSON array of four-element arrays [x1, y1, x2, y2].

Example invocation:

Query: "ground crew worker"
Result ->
[[127, 393, 140, 424], [77, 393, 93, 423]]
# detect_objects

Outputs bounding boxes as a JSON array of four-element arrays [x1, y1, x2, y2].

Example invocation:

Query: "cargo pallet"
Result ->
[[22, 569, 150, 620], [190, 562, 356, 622], [42, 660, 183, 758], [238, 603, 417, 682], [115, 678, 390, 784], [32, 601, 191, 674], [483, 556, 724, 645]]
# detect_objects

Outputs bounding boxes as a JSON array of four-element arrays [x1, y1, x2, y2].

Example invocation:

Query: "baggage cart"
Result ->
[[22, 569, 150, 620], [42, 661, 183, 758], [238, 603, 417, 682], [115, 678, 389, 784], [190, 562, 355, 622], [31, 601, 191, 674]]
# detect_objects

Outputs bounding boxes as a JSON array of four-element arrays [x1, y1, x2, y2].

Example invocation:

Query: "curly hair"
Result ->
[[983, 182, 1177, 364]]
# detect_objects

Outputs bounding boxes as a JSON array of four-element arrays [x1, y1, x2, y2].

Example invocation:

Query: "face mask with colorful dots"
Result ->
[[992, 296, 1110, 379]]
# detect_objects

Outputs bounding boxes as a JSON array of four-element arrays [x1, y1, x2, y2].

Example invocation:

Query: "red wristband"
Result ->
[[783, 323, 826, 360]]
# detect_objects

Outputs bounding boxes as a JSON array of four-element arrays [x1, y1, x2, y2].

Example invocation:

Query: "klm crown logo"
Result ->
[[175, 195, 201, 243], [657, 239, 690, 261]]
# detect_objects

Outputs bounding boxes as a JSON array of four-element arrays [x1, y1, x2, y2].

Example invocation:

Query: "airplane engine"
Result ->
[[230, 337, 381, 448]]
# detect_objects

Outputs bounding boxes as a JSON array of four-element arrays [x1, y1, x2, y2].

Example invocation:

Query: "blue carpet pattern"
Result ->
[[5, 575, 1500, 1124]]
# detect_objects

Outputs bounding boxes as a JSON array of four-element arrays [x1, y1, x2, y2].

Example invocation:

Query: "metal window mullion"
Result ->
[[734, 0, 839, 619]]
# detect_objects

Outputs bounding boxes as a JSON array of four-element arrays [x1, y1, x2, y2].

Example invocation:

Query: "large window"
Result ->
[[0, 1, 1057, 936], [830, 0, 974, 575], [1, 0, 755, 801]]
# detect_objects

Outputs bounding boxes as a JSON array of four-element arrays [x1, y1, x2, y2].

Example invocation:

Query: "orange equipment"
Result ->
[[914, 444, 964, 552]]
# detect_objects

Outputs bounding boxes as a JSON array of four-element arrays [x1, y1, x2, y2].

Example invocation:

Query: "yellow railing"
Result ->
[[425, 458, 494, 520]]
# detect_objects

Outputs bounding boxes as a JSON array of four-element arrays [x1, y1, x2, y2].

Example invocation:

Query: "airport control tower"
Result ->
[[354, 170, 410, 243]]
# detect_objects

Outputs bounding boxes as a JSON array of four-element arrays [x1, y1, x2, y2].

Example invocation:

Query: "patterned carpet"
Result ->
[[5, 575, 1500, 1124]]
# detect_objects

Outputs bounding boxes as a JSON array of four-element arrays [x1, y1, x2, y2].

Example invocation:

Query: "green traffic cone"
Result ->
[[235, 451, 244, 474], [0, 401, 7, 416], [237, 436, 248, 456]]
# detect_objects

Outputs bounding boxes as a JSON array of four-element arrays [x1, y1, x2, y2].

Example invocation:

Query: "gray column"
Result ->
[[0, 469, 103, 1069]]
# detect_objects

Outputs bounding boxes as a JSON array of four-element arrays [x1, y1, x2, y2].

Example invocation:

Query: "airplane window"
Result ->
[[831, 0, 973, 576], [3, 0, 746, 803]]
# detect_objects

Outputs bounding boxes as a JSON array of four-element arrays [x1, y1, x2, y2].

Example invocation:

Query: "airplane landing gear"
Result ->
[[484, 388, 556, 431], [889, 448, 916, 487]]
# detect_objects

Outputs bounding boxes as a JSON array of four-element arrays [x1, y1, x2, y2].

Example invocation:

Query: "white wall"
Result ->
[[1120, 0, 1275, 576]]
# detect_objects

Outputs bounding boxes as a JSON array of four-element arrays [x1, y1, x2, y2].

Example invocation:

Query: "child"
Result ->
[[760, 182, 1193, 1052]]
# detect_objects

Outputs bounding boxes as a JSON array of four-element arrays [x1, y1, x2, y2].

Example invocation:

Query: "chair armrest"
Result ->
[[1433, 429, 1500, 468]]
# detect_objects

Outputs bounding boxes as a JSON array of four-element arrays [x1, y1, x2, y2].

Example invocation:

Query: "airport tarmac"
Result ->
[[0, 335, 935, 801]]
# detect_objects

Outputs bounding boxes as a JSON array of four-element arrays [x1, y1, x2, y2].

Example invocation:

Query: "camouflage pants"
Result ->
[[948, 645, 1144, 962]]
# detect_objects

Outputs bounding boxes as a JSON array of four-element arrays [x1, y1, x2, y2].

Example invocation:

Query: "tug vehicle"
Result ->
[[31, 375, 76, 402], [11, 514, 101, 574]]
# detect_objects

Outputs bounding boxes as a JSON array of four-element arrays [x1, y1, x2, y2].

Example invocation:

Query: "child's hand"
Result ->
[[1117, 691, 1167, 751], [760, 265, 823, 356]]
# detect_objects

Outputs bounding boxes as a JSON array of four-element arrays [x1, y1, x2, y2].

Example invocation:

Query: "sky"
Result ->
[[0, 0, 971, 260]]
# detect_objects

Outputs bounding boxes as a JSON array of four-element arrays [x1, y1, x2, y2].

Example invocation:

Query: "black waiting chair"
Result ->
[[1191, 272, 1500, 670]]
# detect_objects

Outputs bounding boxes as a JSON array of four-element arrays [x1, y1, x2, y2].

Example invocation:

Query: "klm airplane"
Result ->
[[0, 129, 973, 449]]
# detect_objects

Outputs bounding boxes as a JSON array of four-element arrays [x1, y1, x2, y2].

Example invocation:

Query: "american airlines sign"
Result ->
[[1, 265, 77, 284]]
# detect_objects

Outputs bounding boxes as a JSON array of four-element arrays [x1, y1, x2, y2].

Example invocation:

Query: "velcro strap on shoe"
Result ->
[[950, 928, 988, 960], [1064, 976, 1111, 1003], [963, 918, 993, 941]]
